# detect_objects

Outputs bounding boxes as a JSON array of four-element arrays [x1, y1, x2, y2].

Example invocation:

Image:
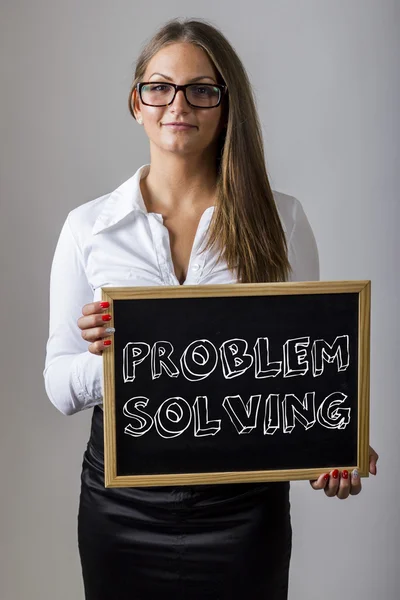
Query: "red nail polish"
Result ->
[[323, 474, 329, 481], [103, 340, 112, 346], [342, 470, 349, 479], [332, 469, 339, 479], [102, 314, 112, 321], [100, 301, 110, 308]]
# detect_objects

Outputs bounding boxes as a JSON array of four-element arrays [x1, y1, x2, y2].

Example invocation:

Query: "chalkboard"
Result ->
[[101, 281, 370, 488]]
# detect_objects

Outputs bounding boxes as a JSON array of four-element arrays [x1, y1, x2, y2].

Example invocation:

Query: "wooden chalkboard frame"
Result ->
[[101, 281, 370, 488]]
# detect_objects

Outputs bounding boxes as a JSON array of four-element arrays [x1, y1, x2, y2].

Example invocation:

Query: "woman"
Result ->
[[44, 18, 378, 600]]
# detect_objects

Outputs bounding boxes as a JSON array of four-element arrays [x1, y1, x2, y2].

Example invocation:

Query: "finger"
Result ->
[[350, 469, 362, 495], [336, 470, 351, 500], [369, 446, 379, 475], [324, 469, 340, 497], [82, 301, 110, 316], [81, 325, 115, 344], [88, 337, 113, 356], [310, 473, 329, 490], [77, 311, 113, 332], [369, 446, 379, 460]]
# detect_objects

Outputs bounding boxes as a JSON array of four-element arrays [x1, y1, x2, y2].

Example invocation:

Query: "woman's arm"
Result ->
[[43, 215, 103, 415]]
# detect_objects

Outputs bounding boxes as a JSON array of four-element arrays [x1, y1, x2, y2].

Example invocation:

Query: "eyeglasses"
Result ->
[[137, 82, 227, 108]]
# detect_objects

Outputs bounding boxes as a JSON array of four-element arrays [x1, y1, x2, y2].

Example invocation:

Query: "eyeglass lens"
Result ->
[[141, 83, 221, 107]]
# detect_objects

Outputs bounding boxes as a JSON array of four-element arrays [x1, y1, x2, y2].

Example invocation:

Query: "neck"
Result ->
[[141, 148, 218, 214]]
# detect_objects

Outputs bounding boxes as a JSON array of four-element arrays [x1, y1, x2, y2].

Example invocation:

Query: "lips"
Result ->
[[163, 122, 196, 128]]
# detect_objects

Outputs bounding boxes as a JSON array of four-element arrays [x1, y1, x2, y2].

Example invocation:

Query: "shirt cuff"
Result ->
[[70, 351, 103, 411]]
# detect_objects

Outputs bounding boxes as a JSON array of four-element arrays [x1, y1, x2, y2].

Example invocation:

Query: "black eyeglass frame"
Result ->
[[136, 82, 228, 108]]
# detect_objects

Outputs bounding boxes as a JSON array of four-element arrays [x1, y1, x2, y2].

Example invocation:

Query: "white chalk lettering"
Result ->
[[123, 342, 150, 382], [219, 338, 253, 379], [151, 341, 179, 380], [263, 393, 280, 435], [123, 396, 153, 437], [180, 339, 218, 381], [282, 392, 316, 433], [154, 397, 192, 439], [192, 396, 221, 437], [121, 391, 352, 438], [283, 337, 310, 377], [312, 335, 350, 376], [254, 337, 282, 378], [317, 392, 351, 429], [222, 394, 261, 434], [122, 334, 351, 382]]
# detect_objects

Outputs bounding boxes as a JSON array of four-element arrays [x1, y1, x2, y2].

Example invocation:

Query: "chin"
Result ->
[[158, 140, 198, 153]]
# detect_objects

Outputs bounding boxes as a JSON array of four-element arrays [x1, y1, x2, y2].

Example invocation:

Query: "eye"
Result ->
[[194, 86, 211, 95], [144, 84, 171, 93], [191, 85, 219, 97]]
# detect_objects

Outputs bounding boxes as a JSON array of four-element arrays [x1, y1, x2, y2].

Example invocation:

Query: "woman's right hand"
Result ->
[[77, 301, 115, 355]]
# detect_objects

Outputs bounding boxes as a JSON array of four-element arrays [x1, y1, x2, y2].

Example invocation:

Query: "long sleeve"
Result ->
[[43, 215, 103, 416], [287, 198, 320, 282]]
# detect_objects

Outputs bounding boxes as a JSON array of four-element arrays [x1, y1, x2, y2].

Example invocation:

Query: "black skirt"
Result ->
[[78, 406, 292, 600]]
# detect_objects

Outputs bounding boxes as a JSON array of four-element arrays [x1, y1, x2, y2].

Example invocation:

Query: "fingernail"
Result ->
[[103, 340, 112, 346], [352, 469, 359, 479], [102, 314, 112, 321], [323, 474, 329, 481], [100, 301, 110, 308], [104, 327, 115, 334], [332, 469, 339, 479], [342, 470, 349, 479]]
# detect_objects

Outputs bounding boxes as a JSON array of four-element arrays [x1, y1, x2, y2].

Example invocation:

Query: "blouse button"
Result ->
[[192, 263, 200, 272]]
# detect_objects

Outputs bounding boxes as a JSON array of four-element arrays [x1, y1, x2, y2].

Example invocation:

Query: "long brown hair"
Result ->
[[128, 18, 292, 283]]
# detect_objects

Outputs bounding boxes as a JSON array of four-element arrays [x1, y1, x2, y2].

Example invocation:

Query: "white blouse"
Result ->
[[43, 164, 320, 416]]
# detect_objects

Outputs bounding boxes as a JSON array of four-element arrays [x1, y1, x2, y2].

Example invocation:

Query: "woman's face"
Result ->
[[133, 42, 225, 158]]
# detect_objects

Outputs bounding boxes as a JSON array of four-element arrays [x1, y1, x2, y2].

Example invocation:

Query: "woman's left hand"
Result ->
[[310, 446, 379, 499]]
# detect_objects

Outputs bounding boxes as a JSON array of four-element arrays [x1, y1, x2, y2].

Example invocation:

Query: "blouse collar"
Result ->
[[92, 164, 150, 235]]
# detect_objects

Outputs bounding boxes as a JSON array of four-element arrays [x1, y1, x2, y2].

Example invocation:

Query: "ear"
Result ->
[[131, 88, 141, 121]]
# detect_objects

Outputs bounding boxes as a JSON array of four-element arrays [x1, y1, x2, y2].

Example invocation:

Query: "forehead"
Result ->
[[144, 42, 217, 79]]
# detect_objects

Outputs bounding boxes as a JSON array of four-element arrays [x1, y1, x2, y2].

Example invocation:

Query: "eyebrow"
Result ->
[[148, 73, 217, 84]]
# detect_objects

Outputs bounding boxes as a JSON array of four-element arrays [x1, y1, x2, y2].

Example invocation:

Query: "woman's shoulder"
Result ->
[[272, 190, 319, 281], [271, 189, 301, 237], [65, 166, 147, 241], [59, 192, 111, 253], [67, 192, 112, 231]]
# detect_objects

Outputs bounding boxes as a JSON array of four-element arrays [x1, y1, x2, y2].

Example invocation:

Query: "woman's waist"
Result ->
[[86, 406, 289, 508]]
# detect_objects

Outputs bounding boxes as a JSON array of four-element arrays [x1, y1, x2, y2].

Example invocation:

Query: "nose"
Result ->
[[170, 88, 190, 111]]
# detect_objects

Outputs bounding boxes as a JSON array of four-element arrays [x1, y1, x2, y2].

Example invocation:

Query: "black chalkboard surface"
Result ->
[[101, 281, 370, 488]]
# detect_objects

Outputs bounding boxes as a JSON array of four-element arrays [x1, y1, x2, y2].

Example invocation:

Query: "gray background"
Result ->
[[1, 1, 399, 598]]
